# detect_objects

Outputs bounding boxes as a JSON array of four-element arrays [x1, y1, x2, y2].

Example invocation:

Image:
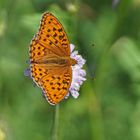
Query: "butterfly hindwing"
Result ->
[[39, 66, 72, 105]]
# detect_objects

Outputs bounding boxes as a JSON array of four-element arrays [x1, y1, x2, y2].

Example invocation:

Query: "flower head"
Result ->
[[65, 44, 86, 99]]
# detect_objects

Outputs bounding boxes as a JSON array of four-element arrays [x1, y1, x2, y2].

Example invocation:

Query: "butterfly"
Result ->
[[29, 12, 77, 105]]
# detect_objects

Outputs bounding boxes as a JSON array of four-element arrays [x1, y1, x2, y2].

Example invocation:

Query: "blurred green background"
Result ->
[[0, 0, 140, 140]]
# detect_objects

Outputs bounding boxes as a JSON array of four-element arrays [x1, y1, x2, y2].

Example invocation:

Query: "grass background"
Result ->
[[0, 0, 140, 140]]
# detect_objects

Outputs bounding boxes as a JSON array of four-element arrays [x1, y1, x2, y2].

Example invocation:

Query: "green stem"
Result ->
[[52, 104, 59, 140]]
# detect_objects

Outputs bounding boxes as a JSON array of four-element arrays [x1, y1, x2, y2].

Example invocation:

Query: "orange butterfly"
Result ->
[[25, 12, 86, 105], [29, 12, 78, 105]]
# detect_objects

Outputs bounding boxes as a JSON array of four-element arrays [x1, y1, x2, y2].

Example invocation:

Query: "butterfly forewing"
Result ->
[[37, 12, 70, 57], [30, 38, 59, 62]]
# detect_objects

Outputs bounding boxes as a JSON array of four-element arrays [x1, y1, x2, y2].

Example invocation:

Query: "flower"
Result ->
[[65, 44, 86, 99]]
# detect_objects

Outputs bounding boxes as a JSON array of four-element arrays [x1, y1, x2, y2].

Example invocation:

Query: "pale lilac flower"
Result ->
[[65, 44, 86, 99]]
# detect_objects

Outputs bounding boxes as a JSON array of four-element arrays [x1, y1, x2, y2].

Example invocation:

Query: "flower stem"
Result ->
[[52, 104, 59, 140]]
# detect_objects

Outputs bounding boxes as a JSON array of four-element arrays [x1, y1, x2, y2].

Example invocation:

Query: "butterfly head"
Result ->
[[70, 58, 77, 66]]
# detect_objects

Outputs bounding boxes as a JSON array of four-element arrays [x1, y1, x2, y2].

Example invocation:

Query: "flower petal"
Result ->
[[24, 68, 31, 77], [70, 44, 75, 52], [71, 90, 79, 99]]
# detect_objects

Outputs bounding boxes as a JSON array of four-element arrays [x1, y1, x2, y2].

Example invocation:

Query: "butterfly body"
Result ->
[[29, 12, 77, 105], [31, 55, 77, 67]]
